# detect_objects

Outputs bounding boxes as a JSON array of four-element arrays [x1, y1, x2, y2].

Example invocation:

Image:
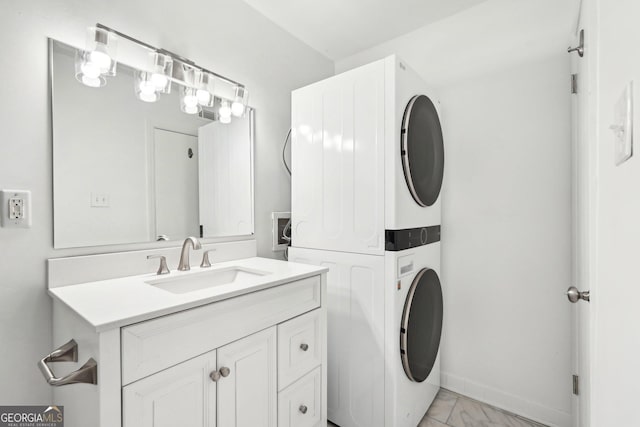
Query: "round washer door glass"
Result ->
[[401, 94, 445, 207], [400, 268, 443, 382]]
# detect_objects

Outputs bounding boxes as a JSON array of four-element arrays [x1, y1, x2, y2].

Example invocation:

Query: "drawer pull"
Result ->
[[299, 343, 309, 352], [219, 367, 231, 377], [299, 405, 308, 414], [210, 371, 221, 382]]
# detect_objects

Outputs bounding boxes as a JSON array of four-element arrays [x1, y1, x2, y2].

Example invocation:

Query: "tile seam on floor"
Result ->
[[443, 395, 458, 425], [440, 387, 548, 427]]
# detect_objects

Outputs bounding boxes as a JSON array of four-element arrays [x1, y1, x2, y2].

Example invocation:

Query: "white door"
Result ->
[[198, 118, 254, 237], [584, 0, 640, 425], [153, 129, 200, 241], [216, 327, 277, 427], [122, 351, 217, 427], [291, 59, 385, 255], [571, 24, 593, 427]]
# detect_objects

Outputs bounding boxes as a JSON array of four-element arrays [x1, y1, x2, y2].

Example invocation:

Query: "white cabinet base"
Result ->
[[50, 272, 327, 427]]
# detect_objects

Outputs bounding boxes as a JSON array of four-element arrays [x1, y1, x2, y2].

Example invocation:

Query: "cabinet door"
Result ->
[[217, 327, 277, 427], [291, 59, 385, 255], [123, 351, 217, 427]]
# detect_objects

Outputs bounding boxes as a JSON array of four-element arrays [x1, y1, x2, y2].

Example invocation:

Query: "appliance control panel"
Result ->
[[385, 225, 440, 251]]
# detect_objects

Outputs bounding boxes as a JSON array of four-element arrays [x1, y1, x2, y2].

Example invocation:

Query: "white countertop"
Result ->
[[49, 257, 327, 332]]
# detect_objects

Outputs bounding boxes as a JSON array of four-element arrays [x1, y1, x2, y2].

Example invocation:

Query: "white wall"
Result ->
[[336, 1, 577, 425], [589, 0, 640, 425], [0, 0, 332, 404]]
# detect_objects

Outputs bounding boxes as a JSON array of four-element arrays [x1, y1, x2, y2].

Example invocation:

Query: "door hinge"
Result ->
[[571, 74, 578, 94], [573, 374, 579, 395]]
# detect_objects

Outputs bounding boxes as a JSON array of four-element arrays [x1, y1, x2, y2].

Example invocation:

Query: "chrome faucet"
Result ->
[[178, 236, 202, 271]]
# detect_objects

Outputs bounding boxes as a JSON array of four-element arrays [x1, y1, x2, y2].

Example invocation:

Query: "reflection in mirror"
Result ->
[[50, 40, 254, 249]]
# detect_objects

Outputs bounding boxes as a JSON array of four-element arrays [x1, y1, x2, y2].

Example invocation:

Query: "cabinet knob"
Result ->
[[299, 405, 308, 414], [219, 367, 231, 377], [299, 343, 309, 352], [209, 371, 221, 382]]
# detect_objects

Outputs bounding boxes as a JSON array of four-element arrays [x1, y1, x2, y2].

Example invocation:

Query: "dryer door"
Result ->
[[400, 268, 443, 382], [401, 95, 445, 207]]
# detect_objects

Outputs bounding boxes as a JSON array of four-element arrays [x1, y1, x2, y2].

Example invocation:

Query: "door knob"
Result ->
[[300, 343, 309, 352], [210, 371, 221, 382], [299, 405, 308, 414], [567, 286, 590, 303], [219, 367, 231, 377]]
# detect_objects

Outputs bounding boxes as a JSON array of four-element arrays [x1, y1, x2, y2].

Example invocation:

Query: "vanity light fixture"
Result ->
[[75, 27, 117, 87], [181, 87, 201, 115], [74, 50, 105, 87], [231, 86, 249, 117], [148, 52, 173, 93], [135, 71, 159, 103], [219, 100, 232, 120], [196, 72, 215, 107], [74, 23, 247, 122]]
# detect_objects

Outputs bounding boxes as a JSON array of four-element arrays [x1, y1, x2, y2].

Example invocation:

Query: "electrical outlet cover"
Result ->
[[0, 190, 32, 228]]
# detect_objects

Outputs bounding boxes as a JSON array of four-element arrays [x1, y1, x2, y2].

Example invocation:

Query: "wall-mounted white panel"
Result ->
[[292, 60, 385, 255]]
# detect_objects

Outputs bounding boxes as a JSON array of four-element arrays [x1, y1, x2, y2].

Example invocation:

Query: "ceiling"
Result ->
[[240, 0, 489, 60]]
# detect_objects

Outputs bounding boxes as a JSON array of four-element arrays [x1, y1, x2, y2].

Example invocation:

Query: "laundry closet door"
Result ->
[[291, 60, 385, 255]]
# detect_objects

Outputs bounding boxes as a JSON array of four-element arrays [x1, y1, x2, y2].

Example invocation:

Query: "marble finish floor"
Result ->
[[329, 388, 548, 427]]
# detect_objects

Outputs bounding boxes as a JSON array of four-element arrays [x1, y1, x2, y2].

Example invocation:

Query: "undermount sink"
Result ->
[[146, 267, 270, 294]]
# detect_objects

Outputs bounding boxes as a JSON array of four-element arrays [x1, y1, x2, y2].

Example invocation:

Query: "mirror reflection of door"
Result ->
[[198, 118, 253, 237], [153, 129, 200, 241]]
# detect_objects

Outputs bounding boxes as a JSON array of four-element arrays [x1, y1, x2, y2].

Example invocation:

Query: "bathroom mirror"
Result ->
[[50, 40, 254, 249]]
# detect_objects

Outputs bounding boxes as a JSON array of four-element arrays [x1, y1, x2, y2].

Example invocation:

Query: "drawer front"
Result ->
[[278, 367, 322, 427], [277, 309, 322, 390], [122, 275, 321, 385]]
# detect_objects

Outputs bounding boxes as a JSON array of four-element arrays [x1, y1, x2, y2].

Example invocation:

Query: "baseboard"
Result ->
[[441, 371, 572, 427]]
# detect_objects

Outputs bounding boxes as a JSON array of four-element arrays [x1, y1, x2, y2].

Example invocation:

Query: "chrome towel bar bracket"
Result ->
[[37, 339, 98, 386]]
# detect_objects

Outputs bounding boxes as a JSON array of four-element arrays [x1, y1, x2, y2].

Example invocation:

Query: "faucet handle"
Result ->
[[200, 249, 217, 268], [147, 255, 170, 275]]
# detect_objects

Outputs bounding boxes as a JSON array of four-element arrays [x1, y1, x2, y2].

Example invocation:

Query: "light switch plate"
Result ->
[[1, 190, 32, 228], [613, 81, 634, 166]]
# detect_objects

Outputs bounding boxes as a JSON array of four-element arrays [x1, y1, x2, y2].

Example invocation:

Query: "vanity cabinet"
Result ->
[[123, 327, 276, 427], [49, 264, 327, 427]]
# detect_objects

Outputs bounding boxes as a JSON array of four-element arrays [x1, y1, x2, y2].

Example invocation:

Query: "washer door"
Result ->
[[400, 268, 443, 382], [401, 95, 445, 207]]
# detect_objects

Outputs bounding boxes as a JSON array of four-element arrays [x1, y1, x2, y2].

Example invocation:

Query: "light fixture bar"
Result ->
[[95, 23, 245, 89]]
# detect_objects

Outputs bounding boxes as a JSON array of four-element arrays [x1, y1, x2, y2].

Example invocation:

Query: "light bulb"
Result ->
[[219, 101, 231, 118], [81, 75, 102, 88], [151, 73, 169, 90], [219, 114, 231, 124], [139, 80, 156, 95], [183, 104, 199, 115], [183, 94, 198, 108], [139, 91, 159, 103], [196, 89, 212, 106], [231, 101, 245, 117], [81, 61, 101, 79], [89, 48, 111, 71]]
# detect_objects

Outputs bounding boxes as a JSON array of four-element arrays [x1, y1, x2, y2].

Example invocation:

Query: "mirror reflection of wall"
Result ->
[[51, 40, 254, 249]]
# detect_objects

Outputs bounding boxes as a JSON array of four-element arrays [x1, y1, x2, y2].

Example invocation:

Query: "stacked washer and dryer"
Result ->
[[289, 55, 445, 427]]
